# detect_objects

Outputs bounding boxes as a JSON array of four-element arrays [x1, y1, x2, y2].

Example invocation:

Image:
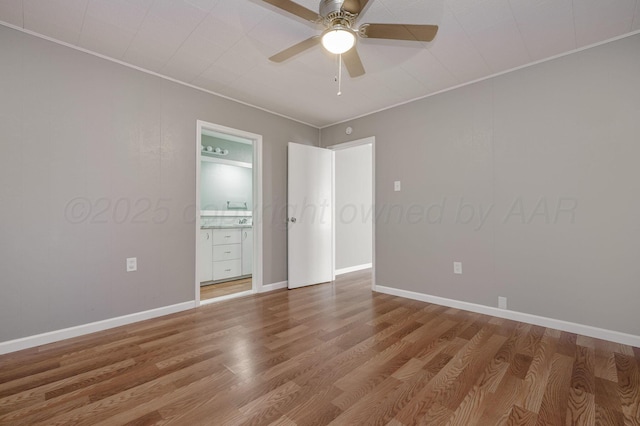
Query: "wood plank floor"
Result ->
[[201, 278, 252, 300], [1, 270, 639, 425]]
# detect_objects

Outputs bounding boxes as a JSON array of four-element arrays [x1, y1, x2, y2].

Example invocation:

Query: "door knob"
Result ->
[[289, 217, 297, 223]]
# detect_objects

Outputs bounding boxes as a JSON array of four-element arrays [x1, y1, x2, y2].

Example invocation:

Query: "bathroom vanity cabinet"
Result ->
[[199, 229, 213, 283], [242, 228, 252, 276], [200, 227, 252, 283]]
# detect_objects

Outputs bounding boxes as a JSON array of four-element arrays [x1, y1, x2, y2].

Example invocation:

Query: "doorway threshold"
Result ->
[[200, 289, 254, 305]]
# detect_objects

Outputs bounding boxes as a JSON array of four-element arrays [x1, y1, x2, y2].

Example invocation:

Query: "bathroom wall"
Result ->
[[200, 162, 253, 211]]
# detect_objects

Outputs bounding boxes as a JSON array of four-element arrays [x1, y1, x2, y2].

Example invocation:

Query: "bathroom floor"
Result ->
[[200, 278, 252, 301]]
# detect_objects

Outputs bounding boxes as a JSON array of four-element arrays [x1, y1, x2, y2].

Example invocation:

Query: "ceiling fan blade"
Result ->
[[359, 23, 439, 42], [262, 0, 319, 22], [269, 36, 321, 63], [342, 0, 371, 15], [343, 47, 365, 78]]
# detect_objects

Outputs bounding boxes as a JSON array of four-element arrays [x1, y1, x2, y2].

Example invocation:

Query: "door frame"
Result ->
[[327, 136, 376, 290], [195, 120, 263, 306]]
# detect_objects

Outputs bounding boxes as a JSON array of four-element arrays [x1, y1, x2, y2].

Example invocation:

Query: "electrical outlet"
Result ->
[[126, 257, 137, 272], [498, 296, 507, 309], [394, 181, 401, 191], [453, 262, 462, 274]]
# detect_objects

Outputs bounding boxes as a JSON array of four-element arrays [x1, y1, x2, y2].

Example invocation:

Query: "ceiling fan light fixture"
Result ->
[[321, 26, 356, 54]]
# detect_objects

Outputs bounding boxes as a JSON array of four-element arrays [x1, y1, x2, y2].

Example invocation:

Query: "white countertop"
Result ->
[[201, 225, 252, 229]]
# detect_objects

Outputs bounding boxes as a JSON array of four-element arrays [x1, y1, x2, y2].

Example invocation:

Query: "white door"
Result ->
[[288, 143, 333, 289]]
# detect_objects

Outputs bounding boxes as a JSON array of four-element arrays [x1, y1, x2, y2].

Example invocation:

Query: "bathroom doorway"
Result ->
[[195, 121, 263, 305]]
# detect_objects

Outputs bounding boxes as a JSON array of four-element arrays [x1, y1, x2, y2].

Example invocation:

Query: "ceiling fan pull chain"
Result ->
[[337, 54, 343, 96]]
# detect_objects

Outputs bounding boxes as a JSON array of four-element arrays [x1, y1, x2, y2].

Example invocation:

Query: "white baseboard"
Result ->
[[0, 301, 196, 355], [335, 263, 373, 276], [374, 285, 640, 348], [260, 280, 288, 293]]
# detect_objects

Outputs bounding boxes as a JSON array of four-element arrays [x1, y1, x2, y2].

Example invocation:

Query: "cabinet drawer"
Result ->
[[212, 229, 241, 245], [213, 244, 241, 261], [213, 259, 241, 280]]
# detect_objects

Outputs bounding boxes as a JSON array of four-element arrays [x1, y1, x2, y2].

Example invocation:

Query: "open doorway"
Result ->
[[285, 138, 374, 290], [328, 137, 375, 285], [195, 121, 263, 305]]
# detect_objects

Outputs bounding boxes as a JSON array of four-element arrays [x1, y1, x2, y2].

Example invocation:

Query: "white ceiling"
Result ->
[[1, 0, 639, 127]]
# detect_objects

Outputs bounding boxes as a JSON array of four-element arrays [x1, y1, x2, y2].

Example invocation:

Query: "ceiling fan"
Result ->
[[263, 0, 439, 78]]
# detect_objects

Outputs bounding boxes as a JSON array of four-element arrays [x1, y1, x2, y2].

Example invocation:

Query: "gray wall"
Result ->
[[321, 34, 640, 336], [335, 144, 373, 270], [0, 26, 318, 342], [201, 162, 252, 211]]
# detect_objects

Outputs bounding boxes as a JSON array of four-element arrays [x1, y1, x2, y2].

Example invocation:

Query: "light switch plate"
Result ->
[[453, 262, 462, 274], [394, 181, 401, 191], [126, 257, 137, 272]]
